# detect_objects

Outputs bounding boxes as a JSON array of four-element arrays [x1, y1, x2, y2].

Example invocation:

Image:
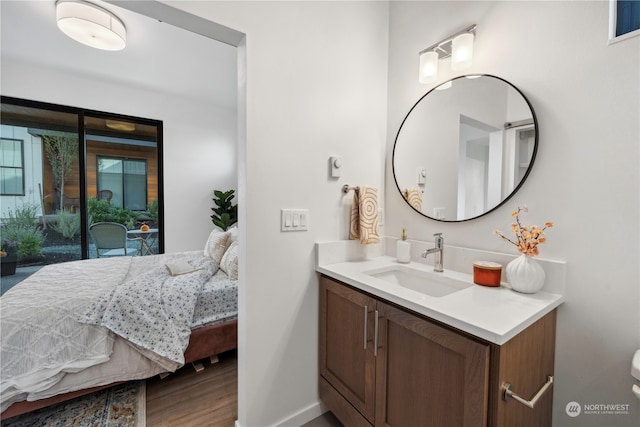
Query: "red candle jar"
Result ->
[[473, 261, 502, 287]]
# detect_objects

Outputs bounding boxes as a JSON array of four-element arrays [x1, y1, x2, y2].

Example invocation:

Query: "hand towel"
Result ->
[[349, 186, 380, 245], [403, 188, 423, 211]]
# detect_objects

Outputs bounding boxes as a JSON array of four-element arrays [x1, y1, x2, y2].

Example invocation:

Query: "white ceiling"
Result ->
[[0, 0, 237, 109]]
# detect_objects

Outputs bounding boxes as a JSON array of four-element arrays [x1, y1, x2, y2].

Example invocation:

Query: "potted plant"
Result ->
[[211, 189, 238, 231], [1, 239, 20, 276]]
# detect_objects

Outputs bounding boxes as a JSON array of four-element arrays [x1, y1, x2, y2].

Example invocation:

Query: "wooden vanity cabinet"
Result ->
[[319, 275, 556, 427], [374, 301, 490, 427], [319, 277, 377, 425]]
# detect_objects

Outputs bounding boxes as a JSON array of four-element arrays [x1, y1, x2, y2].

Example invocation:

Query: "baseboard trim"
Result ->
[[274, 401, 326, 427], [234, 401, 326, 427]]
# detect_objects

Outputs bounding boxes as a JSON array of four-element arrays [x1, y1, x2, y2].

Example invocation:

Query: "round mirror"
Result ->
[[392, 75, 538, 222]]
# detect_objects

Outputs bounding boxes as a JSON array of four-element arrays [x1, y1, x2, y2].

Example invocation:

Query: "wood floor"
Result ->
[[145, 349, 342, 427], [146, 350, 238, 427]]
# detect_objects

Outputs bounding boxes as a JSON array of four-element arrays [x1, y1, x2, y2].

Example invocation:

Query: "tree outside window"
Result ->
[[42, 133, 78, 211]]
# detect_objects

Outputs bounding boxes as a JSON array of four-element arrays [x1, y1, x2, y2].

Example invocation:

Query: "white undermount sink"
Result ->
[[364, 265, 472, 298]]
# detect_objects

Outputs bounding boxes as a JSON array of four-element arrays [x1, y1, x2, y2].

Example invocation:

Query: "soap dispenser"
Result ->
[[397, 228, 411, 263]]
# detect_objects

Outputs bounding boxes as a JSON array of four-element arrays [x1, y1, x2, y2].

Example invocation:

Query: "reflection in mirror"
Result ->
[[393, 75, 538, 221]]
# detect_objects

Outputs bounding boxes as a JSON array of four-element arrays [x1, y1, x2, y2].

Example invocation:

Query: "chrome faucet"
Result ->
[[422, 233, 444, 272]]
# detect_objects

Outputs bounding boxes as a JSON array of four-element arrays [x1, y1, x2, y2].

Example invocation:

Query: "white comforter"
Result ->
[[0, 253, 215, 412]]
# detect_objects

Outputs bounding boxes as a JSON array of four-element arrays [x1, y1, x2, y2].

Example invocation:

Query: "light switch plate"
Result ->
[[281, 209, 309, 231]]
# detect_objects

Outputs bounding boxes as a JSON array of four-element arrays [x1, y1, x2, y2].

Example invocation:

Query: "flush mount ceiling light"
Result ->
[[56, 0, 126, 51], [418, 24, 476, 84]]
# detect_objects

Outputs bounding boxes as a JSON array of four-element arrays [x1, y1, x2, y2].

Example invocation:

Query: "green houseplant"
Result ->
[[87, 197, 138, 229], [211, 189, 238, 231]]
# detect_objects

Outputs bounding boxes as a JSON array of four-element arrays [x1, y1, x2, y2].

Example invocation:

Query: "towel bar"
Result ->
[[502, 376, 554, 409], [342, 185, 358, 194]]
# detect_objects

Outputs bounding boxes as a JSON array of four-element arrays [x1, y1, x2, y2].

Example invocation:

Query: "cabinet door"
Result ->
[[491, 310, 556, 427], [320, 277, 377, 423], [375, 302, 490, 427]]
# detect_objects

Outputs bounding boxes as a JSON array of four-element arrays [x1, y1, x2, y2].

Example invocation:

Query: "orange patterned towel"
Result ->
[[403, 188, 422, 211], [349, 186, 380, 244]]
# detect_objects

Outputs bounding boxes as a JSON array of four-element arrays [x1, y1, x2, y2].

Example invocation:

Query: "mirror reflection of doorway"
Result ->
[[457, 116, 535, 221], [457, 115, 501, 220]]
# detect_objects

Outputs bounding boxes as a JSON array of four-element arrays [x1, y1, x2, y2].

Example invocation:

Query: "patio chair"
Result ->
[[89, 222, 129, 257], [96, 189, 113, 205]]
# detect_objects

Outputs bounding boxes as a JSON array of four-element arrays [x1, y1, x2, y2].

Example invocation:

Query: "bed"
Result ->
[[0, 229, 238, 419]]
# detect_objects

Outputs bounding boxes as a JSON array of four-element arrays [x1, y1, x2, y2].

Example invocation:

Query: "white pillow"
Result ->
[[220, 240, 239, 280], [203, 229, 230, 264], [228, 225, 238, 243]]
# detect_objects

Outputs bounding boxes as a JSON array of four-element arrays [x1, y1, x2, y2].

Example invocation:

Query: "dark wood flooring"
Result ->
[[145, 350, 341, 426], [146, 351, 238, 426]]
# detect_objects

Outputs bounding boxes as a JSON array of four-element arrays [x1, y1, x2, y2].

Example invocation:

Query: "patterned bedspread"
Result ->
[[0, 252, 234, 412], [79, 255, 216, 371], [192, 269, 238, 328]]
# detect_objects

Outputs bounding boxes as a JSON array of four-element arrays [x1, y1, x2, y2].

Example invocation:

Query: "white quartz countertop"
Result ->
[[316, 256, 564, 345]]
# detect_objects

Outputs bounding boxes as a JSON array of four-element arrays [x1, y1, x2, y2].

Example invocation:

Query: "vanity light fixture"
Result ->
[[418, 24, 476, 84], [56, 0, 126, 51]]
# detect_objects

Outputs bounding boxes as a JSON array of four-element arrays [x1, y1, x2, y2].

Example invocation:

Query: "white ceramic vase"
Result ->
[[506, 254, 545, 294]]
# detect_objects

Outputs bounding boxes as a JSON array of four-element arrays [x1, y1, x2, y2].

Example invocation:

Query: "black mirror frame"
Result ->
[[392, 74, 539, 222]]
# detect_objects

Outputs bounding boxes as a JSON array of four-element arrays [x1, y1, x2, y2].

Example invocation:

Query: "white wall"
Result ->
[[166, 1, 389, 425], [0, 59, 237, 253], [386, 2, 639, 426], [0, 126, 43, 217]]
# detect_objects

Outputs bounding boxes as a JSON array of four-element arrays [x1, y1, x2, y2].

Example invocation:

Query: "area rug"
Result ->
[[2, 381, 146, 427]]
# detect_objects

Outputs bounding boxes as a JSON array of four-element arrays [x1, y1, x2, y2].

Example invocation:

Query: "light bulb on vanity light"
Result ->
[[417, 24, 476, 84], [418, 50, 439, 84], [451, 32, 474, 70]]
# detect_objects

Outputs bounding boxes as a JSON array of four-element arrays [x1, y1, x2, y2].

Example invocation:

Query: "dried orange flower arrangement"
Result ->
[[494, 206, 553, 256]]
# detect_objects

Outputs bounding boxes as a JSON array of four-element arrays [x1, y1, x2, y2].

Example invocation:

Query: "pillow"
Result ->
[[220, 240, 239, 280], [203, 229, 230, 264], [228, 225, 238, 243]]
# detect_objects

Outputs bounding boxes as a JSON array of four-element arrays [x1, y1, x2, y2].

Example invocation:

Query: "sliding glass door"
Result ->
[[0, 96, 163, 265], [0, 101, 81, 265], [84, 113, 160, 257]]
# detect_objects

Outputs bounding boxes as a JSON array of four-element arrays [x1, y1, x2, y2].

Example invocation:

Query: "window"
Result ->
[[0, 138, 24, 195], [612, 0, 640, 40], [2, 96, 164, 260], [97, 156, 148, 211]]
